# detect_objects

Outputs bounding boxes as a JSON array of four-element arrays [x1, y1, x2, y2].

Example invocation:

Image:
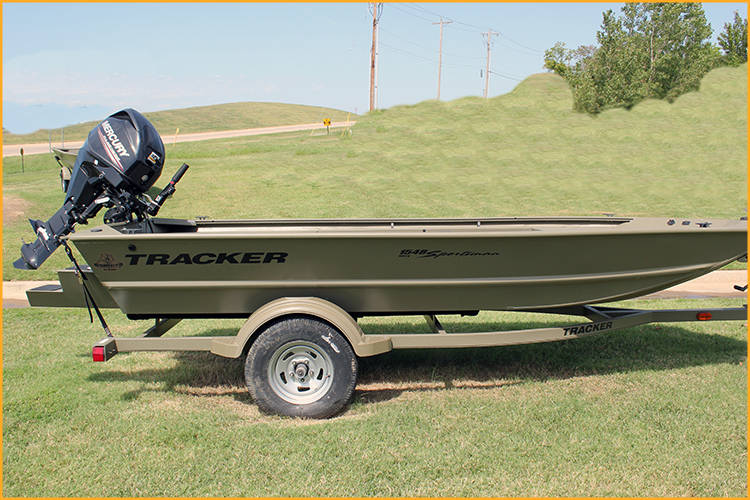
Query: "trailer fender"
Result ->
[[213, 297, 393, 358]]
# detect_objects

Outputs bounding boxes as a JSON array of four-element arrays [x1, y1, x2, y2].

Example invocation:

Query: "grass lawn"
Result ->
[[2, 64, 747, 496], [2, 298, 747, 496]]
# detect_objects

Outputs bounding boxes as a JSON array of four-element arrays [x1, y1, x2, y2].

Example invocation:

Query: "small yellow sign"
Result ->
[[323, 118, 331, 126]]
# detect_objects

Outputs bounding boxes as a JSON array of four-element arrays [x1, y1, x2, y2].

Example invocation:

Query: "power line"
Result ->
[[379, 42, 523, 86], [490, 61, 528, 79], [380, 27, 435, 54], [442, 60, 485, 70], [403, 3, 485, 31], [442, 50, 485, 61], [488, 70, 523, 82], [395, 3, 544, 54], [496, 34, 543, 54], [379, 42, 436, 64], [380, 27, 485, 63], [379, 42, 498, 72], [372, 3, 534, 103], [387, 3, 436, 23]]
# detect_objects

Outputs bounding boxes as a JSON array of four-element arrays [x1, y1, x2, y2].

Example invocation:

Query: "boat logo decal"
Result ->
[[93, 253, 124, 271], [562, 321, 613, 336], [399, 248, 499, 259], [101, 121, 130, 157], [320, 334, 341, 353], [97, 120, 130, 171], [124, 252, 288, 265]]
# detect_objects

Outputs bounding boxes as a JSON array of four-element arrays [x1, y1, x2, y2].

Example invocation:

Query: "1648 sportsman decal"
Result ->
[[399, 248, 499, 259]]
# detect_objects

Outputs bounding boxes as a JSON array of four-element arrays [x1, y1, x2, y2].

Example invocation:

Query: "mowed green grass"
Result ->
[[2, 65, 748, 496], [2, 299, 747, 497]]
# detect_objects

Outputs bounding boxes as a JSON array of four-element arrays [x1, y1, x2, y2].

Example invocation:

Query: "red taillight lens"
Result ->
[[696, 312, 712, 321], [92, 346, 106, 362]]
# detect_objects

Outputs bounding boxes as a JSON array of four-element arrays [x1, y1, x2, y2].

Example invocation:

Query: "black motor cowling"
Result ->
[[68, 108, 165, 198], [14, 108, 186, 270]]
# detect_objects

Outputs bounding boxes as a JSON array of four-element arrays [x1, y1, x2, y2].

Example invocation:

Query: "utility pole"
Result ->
[[432, 17, 452, 101], [375, 8, 380, 109], [369, 3, 382, 111], [481, 30, 498, 99]]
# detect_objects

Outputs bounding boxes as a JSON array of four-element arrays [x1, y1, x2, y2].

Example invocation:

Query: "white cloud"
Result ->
[[3, 48, 158, 75], [3, 67, 284, 112]]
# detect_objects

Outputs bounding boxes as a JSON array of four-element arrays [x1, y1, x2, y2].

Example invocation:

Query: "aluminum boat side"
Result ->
[[59, 216, 747, 318]]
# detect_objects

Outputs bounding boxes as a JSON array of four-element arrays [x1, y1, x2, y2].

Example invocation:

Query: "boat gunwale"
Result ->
[[67, 216, 747, 242]]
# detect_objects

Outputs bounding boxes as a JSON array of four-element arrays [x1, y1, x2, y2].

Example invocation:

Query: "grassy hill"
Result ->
[[149, 64, 745, 223], [348, 66, 746, 219], [3, 64, 746, 281], [1, 102, 358, 145]]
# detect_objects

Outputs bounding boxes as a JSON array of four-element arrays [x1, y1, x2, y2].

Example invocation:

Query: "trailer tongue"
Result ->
[[16, 109, 748, 419]]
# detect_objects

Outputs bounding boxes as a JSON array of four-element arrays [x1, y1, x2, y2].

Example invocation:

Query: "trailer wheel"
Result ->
[[245, 316, 358, 419]]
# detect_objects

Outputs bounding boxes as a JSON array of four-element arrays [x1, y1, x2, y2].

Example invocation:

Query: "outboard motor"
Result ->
[[14, 108, 188, 270]]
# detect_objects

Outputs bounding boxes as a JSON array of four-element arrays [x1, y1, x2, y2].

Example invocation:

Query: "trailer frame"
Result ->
[[91, 297, 747, 362]]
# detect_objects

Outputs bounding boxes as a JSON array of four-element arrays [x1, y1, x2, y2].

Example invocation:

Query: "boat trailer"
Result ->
[[90, 301, 747, 361], [27, 268, 746, 420]]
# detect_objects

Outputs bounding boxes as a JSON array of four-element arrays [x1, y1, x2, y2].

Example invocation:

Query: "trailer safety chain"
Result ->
[[61, 240, 112, 337]]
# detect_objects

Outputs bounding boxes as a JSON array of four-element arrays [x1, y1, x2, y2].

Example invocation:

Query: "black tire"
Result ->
[[245, 316, 358, 419]]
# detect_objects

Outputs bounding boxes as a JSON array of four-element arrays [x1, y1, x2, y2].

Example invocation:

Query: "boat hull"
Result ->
[[67, 216, 747, 317]]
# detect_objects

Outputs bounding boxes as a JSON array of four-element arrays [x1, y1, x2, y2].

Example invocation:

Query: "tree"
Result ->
[[544, 42, 574, 77], [717, 11, 748, 65], [543, 42, 595, 78], [546, 3, 722, 114]]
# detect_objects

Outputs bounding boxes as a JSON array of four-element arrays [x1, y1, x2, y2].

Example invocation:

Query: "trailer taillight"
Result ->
[[92, 338, 117, 361], [92, 346, 106, 362], [696, 312, 712, 321]]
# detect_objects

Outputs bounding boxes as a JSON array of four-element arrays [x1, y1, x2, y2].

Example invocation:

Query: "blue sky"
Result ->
[[3, 2, 747, 134]]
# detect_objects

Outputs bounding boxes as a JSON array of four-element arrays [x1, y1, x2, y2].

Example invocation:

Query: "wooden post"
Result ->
[[481, 30, 497, 99], [432, 18, 452, 101], [369, 3, 381, 111]]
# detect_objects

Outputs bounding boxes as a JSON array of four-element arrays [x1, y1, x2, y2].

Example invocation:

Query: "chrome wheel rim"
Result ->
[[268, 341, 334, 405]]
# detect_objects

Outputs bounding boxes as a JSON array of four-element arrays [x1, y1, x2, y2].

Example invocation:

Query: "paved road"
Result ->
[[4, 270, 747, 309], [2, 121, 356, 157]]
